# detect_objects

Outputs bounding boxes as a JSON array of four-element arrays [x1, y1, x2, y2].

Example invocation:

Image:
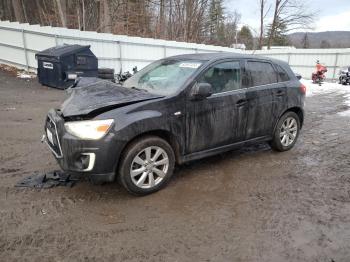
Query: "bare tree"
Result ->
[[56, 0, 67, 27], [101, 0, 112, 32], [267, 0, 315, 49], [21, 0, 29, 23], [158, 0, 165, 38], [3, 0, 244, 47], [81, 0, 85, 30], [258, 0, 270, 49], [0, 0, 14, 21], [11, 0, 25, 22]]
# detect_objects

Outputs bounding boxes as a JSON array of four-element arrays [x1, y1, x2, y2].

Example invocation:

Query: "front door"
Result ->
[[186, 60, 248, 154]]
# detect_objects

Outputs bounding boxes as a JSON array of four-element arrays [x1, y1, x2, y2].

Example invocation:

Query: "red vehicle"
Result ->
[[312, 61, 327, 85]]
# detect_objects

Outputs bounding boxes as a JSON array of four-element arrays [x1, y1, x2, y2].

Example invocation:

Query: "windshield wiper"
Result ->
[[130, 86, 148, 92]]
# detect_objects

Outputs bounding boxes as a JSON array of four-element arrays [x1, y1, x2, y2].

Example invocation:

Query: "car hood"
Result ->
[[61, 78, 163, 117]]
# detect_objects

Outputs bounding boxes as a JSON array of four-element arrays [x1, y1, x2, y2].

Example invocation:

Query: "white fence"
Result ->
[[0, 20, 350, 79], [0, 20, 239, 74], [252, 49, 350, 80]]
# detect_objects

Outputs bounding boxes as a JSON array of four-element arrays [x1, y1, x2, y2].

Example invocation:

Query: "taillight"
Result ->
[[300, 83, 306, 94]]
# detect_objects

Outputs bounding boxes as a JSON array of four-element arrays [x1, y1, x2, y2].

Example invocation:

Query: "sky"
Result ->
[[225, 0, 350, 34]]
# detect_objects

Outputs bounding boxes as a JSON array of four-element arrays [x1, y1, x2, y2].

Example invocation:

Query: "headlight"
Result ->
[[64, 119, 114, 140]]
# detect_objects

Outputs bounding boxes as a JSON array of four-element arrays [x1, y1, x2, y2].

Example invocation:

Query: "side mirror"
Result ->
[[295, 73, 302, 80], [190, 82, 212, 100]]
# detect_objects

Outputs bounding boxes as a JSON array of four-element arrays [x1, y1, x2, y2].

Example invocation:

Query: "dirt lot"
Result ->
[[1, 69, 350, 262]]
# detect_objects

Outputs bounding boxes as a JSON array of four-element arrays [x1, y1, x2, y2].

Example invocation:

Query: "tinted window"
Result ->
[[276, 64, 290, 82], [199, 61, 241, 93], [247, 61, 278, 87]]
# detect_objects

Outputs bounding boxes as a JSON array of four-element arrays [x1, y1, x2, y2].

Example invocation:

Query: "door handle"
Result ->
[[275, 90, 285, 96], [236, 99, 248, 107]]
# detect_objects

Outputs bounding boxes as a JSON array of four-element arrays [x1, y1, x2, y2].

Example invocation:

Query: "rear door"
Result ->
[[244, 60, 280, 140], [271, 63, 289, 124], [186, 60, 248, 153]]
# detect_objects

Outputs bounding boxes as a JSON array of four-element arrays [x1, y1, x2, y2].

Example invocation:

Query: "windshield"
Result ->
[[123, 59, 205, 95]]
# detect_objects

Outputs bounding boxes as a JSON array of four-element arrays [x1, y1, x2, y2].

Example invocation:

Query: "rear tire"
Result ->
[[98, 73, 115, 79], [270, 111, 300, 152], [118, 136, 175, 195], [98, 68, 114, 74]]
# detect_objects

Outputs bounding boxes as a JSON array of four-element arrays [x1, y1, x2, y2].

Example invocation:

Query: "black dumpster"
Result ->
[[35, 44, 98, 89]]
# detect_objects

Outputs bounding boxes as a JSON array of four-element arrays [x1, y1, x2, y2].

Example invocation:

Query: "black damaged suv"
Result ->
[[44, 53, 305, 195]]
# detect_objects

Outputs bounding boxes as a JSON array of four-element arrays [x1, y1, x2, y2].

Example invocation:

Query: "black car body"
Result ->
[[44, 53, 305, 195]]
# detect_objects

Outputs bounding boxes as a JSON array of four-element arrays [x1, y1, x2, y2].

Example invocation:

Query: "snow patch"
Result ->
[[301, 79, 350, 117], [302, 79, 350, 97], [338, 110, 350, 117]]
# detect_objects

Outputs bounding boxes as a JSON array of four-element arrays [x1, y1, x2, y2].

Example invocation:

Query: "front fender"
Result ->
[[115, 110, 163, 133], [110, 109, 185, 168]]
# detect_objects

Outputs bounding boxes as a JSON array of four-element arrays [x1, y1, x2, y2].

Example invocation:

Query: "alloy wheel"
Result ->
[[130, 146, 169, 189], [279, 117, 298, 147]]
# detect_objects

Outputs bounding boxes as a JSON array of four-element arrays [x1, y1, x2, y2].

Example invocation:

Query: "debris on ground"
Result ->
[[15, 170, 79, 188], [0, 64, 18, 76], [17, 71, 36, 79], [4, 107, 16, 111], [0, 63, 36, 79]]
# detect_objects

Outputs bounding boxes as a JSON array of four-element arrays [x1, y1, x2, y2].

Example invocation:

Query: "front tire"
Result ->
[[118, 136, 175, 195], [270, 112, 300, 152]]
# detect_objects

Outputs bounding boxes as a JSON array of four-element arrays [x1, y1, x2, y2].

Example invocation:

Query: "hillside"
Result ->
[[288, 31, 350, 48]]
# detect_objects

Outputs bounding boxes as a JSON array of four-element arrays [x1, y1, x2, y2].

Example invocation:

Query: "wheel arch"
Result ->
[[284, 107, 304, 128], [273, 106, 304, 135], [115, 129, 182, 174]]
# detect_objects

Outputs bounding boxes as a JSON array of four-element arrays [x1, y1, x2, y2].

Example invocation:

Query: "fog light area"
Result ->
[[75, 153, 96, 171]]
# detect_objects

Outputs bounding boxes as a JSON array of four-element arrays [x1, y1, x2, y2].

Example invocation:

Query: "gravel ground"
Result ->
[[1, 69, 350, 262]]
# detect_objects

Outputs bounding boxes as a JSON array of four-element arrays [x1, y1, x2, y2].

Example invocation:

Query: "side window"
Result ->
[[275, 64, 290, 82], [247, 61, 278, 87], [198, 61, 241, 93]]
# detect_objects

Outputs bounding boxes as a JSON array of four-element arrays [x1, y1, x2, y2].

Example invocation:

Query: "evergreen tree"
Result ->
[[266, 18, 290, 46], [207, 0, 225, 44], [320, 40, 331, 48], [301, 33, 310, 49], [238, 26, 254, 50]]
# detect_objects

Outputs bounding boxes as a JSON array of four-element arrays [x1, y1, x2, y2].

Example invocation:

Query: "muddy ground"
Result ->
[[1, 69, 350, 262]]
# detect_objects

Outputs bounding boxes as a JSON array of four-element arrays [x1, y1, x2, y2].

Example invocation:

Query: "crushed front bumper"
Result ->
[[42, 109, 121, 183]]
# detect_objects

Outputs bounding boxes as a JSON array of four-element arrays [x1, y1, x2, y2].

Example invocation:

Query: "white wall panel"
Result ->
[[1, 20, 350, 78], [337, 53, 350, 67], [165, 47, 197, 57], [122, 44, 164, 60], [24, 32, 56, 51], [0, 44, 25, 65], [0, 28, 23, 47]]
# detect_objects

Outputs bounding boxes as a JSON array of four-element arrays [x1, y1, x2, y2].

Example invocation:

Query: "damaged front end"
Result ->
[[43, 108, 116, 180], [42, 78, 163, 183], [61, 77, 163, 117]]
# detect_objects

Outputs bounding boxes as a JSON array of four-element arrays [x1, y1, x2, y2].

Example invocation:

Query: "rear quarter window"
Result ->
[[246, 61, 278, 87], [275, 64, 290, 82]]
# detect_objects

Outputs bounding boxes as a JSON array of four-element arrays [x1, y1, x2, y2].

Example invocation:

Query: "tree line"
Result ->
[[1, 0, 316, 49]]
